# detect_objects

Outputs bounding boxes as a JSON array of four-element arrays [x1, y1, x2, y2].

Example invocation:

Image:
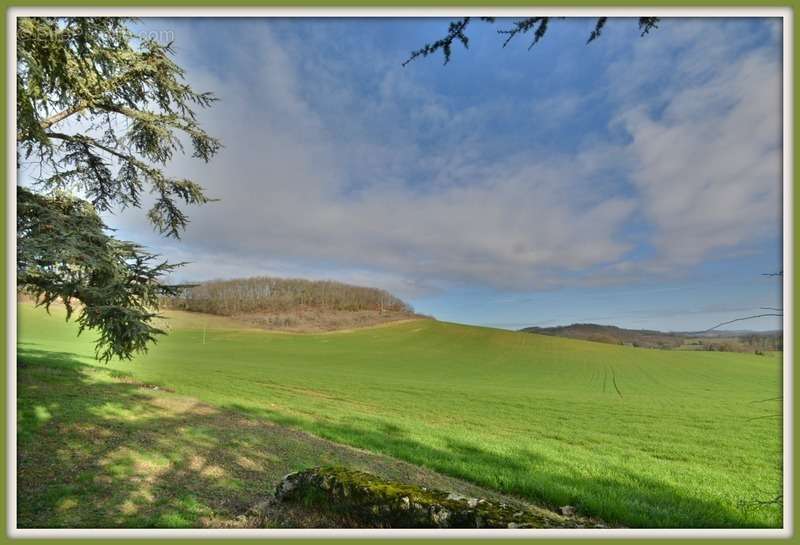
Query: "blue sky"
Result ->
[[97, 16, 783, 331]]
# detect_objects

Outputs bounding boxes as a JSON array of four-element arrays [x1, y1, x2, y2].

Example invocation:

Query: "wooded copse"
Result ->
[[161, 276, 414, 316]]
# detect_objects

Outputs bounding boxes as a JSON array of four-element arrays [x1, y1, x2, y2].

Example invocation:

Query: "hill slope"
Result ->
[[17, 304, 783, 528]]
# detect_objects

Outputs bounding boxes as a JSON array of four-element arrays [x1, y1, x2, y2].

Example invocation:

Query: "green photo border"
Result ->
[[1, 1, 795, 543]]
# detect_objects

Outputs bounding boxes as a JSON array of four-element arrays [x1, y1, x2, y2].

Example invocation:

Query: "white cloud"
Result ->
[[105, 18, 782, 298], [611, 21, 782, 266], [108, 21, 639, 297]]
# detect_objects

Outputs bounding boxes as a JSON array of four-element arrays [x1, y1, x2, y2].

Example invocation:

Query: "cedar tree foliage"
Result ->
[[403, 17, 660, 65], [17, 17, 221, 362]]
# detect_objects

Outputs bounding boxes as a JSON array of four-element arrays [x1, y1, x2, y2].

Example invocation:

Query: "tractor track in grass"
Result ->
[[609, 365, 623, 399]]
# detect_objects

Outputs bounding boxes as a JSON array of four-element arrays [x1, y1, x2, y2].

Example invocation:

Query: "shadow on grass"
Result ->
[[17, 347, 398, 528], [227, 404, 780, 529], [17, 346, 780, 529], [17, 346, 548, 529], [19, 347, 253, 527]]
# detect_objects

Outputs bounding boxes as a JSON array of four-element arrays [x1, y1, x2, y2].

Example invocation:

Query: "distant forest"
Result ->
[[522, 323, 783, 353], [161, 276, 413, 316]]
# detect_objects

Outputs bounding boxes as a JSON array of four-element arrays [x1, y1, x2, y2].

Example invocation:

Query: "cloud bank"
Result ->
[[109, 18, 782, 298]]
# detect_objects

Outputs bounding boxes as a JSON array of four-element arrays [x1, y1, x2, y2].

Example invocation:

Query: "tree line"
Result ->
[[692, 334, 783, 354], [161, 276, 413, 316]]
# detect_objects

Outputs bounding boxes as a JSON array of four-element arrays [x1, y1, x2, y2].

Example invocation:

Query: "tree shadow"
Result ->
[[17, 347, 541, 528], [227, 401, 780, 529], [16, 346, 780, 529]]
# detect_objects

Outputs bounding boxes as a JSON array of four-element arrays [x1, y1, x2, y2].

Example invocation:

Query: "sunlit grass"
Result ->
[[18, 303, 783, 528]]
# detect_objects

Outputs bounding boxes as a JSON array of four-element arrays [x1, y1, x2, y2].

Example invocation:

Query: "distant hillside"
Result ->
[[520, 323, 782, 352], [160, 276, 422, 332], [521, 323, 684, 348]]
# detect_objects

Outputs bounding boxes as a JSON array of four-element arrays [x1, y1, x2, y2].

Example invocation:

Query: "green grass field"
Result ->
[[18, 303, 783, 528]]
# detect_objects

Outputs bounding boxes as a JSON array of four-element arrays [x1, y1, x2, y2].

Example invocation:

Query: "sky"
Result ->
[[41, 16, 786, 331]]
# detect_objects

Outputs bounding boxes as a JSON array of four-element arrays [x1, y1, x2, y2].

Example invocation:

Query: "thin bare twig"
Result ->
[[702, 313, 783, 333]]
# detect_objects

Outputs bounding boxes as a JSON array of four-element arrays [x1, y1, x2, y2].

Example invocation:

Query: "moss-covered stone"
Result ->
[[274, 466, 593, 529]]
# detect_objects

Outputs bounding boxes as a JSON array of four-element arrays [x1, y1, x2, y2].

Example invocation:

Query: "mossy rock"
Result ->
[[274, 466, 589, 529]]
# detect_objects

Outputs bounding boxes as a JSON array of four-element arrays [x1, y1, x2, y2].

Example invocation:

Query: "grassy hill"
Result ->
[[17, 303, 783, 528]]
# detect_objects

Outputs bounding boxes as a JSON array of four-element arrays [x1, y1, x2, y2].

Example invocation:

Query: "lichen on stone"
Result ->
[[273, 466, 595, 529]]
